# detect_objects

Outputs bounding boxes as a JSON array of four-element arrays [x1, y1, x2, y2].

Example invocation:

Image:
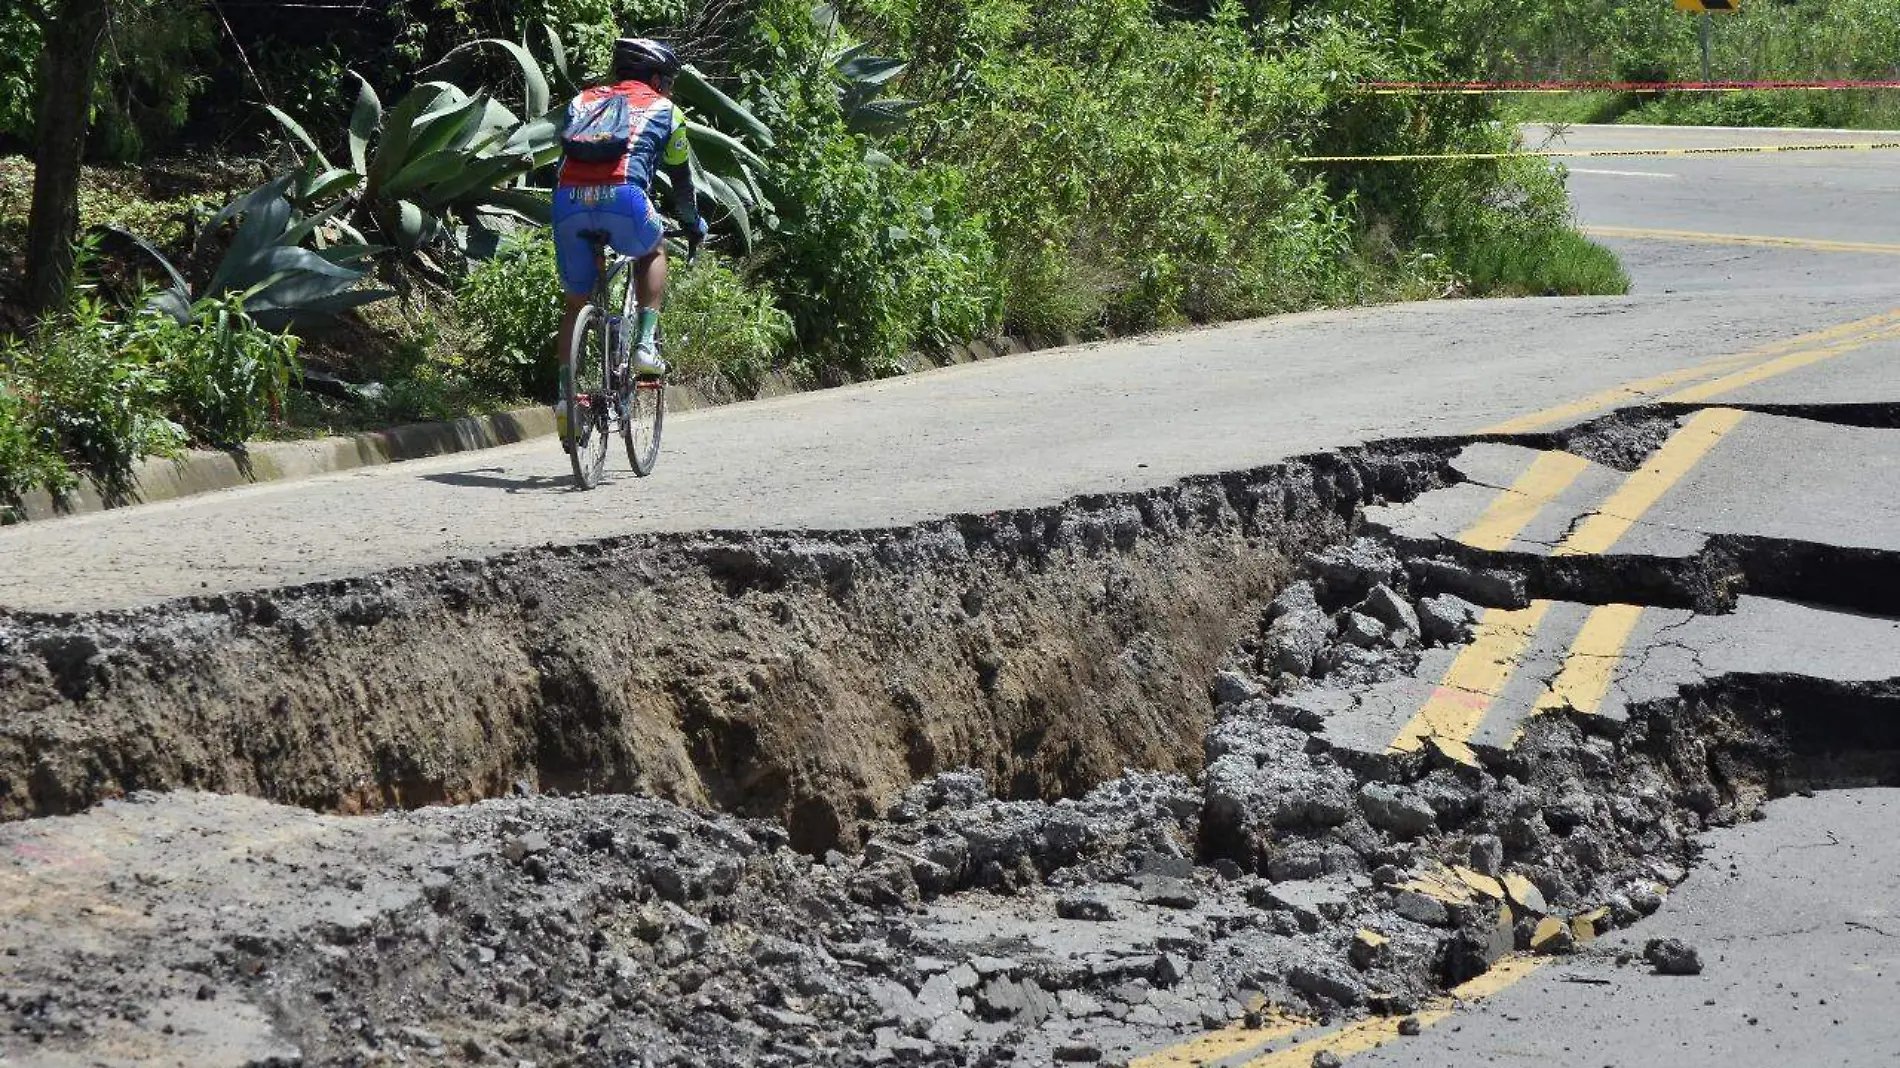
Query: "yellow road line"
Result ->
[[1554, 408, 1747, 556], [1665, 324, 1900, 403], [1295, 141, 1900, 163], [1389, 601, 1555, 764], [1587, 225, 1900, 256], [1457, 450, 1593, 551], [1234, 957, 1550, 1067], [1479, 307, 1900, 434], [1525, 603, 1647, 728], [1128, 1014, 1310, 1068]]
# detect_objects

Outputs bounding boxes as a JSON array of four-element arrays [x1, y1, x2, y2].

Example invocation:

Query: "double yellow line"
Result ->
[[1483, 305, 1900, 434], [1391, 406, 1747, 761], [1130, 958, 1549, 1067], [1135, 308, 1897, 1068], [1586, 226, 1900, 258]]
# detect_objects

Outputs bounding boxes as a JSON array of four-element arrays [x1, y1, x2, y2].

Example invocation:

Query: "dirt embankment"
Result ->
[[0, 449, 1452, 850]]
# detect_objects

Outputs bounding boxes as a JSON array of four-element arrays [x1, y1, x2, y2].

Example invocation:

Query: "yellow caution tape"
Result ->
[[1294, 140, 1900, 163]]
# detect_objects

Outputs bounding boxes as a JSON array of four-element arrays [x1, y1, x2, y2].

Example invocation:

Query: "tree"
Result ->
[[22, 0, 110, 315]]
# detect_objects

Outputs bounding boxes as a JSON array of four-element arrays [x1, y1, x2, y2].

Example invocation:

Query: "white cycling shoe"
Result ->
[[630, 343, 668, 378]]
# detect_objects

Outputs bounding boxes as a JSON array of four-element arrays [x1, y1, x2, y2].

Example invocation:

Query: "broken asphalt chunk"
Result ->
[[1644, 938, 1703, 976]]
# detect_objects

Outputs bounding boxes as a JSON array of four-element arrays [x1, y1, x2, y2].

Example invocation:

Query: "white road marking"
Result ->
[[1569, 167, 1679, 178]]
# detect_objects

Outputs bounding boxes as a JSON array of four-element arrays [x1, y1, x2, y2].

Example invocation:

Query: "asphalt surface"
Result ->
[[1351, 789, 1900, 1068], [6, 125, 1900, 1067], [4, 127, 1900, 612]]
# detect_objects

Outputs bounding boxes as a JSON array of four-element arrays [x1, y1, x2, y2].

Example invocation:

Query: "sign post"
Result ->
[[1674, 0, 1739, 82], [1710, 11, 1725, 81]]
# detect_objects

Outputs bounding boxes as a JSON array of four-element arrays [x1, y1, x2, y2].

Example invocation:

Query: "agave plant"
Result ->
[[99, 175, 393, 334], [265, 29, 778, 261], [268, 71, 560, 265], [811, 3, 921, 137], [426, 27, 777, 249]]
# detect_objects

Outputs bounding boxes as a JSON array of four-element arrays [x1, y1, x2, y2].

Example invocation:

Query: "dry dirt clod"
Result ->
[[1644, 938, 1704, 976]]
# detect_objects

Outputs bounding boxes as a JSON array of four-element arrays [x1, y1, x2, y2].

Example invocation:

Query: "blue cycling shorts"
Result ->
[[551, 183, 664, 295]]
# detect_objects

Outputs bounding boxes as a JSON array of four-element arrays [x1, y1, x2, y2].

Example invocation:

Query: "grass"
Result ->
[[1505, 89, 1900, 130], [1460, 227, 1630, 298]]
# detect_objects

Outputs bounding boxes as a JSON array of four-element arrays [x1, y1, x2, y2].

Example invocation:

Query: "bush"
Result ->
[[8, 297, 186, 494], [0, 376, 73, 503], [664, 254, 793, 395], [455, 232, 564, 402], [754, 105, 1000, 378], [0, 291, 305, 497], [154, 294, 302, 448], [452, 232, 797, 401]]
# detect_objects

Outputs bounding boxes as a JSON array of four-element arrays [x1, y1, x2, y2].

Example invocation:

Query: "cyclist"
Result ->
[[551, 38, 706, 424]]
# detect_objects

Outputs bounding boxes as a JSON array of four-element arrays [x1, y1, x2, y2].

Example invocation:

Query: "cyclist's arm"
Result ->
[[661, 109, 700, 229]]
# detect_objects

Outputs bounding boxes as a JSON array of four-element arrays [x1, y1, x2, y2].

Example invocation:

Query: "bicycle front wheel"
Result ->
[[565, 305, 611, 490]]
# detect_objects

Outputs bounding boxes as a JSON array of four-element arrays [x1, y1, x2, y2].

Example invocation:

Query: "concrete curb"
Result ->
[[5, 332, 1074, 523]]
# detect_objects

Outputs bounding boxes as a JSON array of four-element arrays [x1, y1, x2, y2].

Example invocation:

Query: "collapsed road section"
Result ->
[[3, 403, 1899, 1067]]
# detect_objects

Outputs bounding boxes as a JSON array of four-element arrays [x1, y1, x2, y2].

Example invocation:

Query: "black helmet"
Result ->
[[613, 38, 681, 82]]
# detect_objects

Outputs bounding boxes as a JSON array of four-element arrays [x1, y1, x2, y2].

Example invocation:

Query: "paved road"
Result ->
[[4, 126, 1900, 1067], [1351, 789, 1900, 1068], [4, 127, 1900, 612]]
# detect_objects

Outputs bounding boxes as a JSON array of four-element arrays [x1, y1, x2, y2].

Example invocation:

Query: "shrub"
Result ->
[[9, 297, 187, 494], [0, 374, 73, 503], [152, 294, 302, 448], [454, 231, 564, 402], [663, 253, 793, 394]]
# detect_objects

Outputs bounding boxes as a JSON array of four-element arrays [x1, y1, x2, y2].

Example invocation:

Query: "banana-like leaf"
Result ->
[[314, 243, 383, 266], [225, 245, 366, 291], [688, 158, 753, 251], [369, 82, 458, 193], [404, 91, 487, 165], [94, 224, 193, 320], [685, 122, 768, 173], [473, 187, 551, 225], [674, 65, 775, 148], [347, 72, 382, 177], [205, 196, 297, 295], [264, 104, 332, 168], [282, 199, 356, 247], [327, 214, 370, 248], [249, 286, 395, 333], [423, 37, 550, 119], [195, 175, 297, 257], [298, 165, 361, 208], [811, 2, 841, 37], [394, 200, 427, 251], [475, 98, 523, 143], [533, 24, 580, 99], [837, 53, 907, 87], [845, 98, 921, 137], [385, 148, 474, 198], [415, 153, 534, 209]]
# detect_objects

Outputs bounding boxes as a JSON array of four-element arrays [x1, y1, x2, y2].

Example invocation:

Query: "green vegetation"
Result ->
[[2, 0, 1643, 504], [1479, 0, 1900, 129]]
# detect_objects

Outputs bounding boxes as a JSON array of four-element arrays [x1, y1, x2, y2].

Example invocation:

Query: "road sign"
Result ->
[[1675, 0, 1739, 12]]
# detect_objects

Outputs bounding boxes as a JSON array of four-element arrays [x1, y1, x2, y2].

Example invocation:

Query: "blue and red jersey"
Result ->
[[557, 80, 692, 191]]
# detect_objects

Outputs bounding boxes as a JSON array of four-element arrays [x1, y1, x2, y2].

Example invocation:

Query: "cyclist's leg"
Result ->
[[599, 186, 668, 372], [551, 188, 605, 394]]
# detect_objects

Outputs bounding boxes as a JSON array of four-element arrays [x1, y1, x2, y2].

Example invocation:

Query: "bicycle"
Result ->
[[561, 229, 669, 489]]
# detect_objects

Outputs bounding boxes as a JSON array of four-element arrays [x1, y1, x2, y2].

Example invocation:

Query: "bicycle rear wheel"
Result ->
[[615, 266, 663, 475], [623, 375, 664, 476], [565, 305, 611, 489]]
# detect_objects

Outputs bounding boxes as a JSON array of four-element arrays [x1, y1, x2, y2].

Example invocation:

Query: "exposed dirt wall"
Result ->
[[0, 450, 1453, 850]]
